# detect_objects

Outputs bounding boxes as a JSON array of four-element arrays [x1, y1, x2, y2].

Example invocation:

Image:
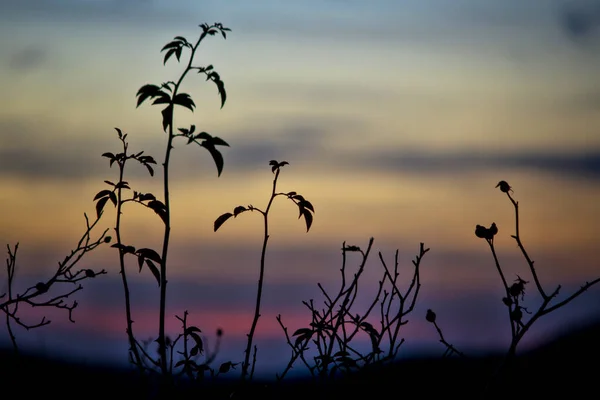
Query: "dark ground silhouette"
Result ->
[[2, 319, 598, 399]]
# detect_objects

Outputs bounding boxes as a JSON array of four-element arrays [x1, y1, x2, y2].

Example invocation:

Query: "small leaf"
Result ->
[[163, 48, 177, 65], [152, 92, 172, 105], [147, 200, 168, 224], [173, 93, 195, 112], [161, 105, 173, 132], [300, 200, 314, 213], [160, 40, 182, 51], [214, 212, 233, 232], [137, 254, 144, 272], [102, 152, 115, 159], [93, 189, 113, 201], [145, 259, 161, 286], [108, 191, 117, 206], [302, 209, 313, 232], [136, 248, 162, 264], [201, 141, 225, 176], [95, 196, 109, 218], [138, 193, 156, 202], [292, 328, 312, 336], [185, 326, 202, 335], [218, 362, 237, 374], [233, 206, 246, 217], [213, 78, 226, 108], [136, 84, 161, 108], [115, 181, 130, 190]]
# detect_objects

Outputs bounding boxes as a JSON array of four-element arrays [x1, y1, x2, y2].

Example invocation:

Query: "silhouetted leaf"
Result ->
[[152, 92, 171, 105], [137, 254, 144, 272], [161, 40, 182, 51], [233, 206, 247, 217], [95, 196, 109, 218], [104, 180, 115, 186], [163, 48, 177, 65], [145, 164, 154, 176], [136, 84, 161, 108], [300, 200, 314, 213], [139, 193, 156, 202], [214, 212, 233, 232], [94, 190, 112, 201], [147, 200, 168, 224], [292, 328, 312, 337], [145, 259, 161, 286], [185, 326, 201, 335], [201, 141, 225, 176], [213, 78, 226, 108], [108, 191, 117, 206], [102, 152, 115, 160], [218, 362, 237, 374], [136, 248, 162, 264], [173, 93, 195, 111], [161, 105, 173, 131], [115, 127, 123, 138], [115, 181, 130, 190], [301, 209, 313, 232]]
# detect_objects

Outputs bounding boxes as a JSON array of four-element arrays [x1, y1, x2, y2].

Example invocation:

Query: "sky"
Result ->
[[1, 0, 600, 379]]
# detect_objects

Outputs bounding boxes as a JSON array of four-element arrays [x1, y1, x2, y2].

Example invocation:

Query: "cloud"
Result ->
[[7, 47, 47, 72], [559, 1, 600, 41], [343, 149, 600, 180]]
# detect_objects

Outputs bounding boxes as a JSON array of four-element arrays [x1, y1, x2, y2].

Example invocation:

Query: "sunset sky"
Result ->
[[1, 0, 599, 378]]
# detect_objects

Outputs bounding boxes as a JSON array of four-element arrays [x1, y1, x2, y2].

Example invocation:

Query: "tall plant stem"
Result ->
[[115, 144, 143, 371], [242, 169, 281, 380], [157, 33, 207, 376]]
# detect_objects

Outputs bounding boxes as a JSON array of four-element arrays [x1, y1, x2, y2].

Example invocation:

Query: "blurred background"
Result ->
[[1, 0, 599, 378]]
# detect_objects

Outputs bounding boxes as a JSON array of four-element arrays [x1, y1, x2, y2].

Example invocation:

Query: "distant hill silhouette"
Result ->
[[2, 320, 598, 399]]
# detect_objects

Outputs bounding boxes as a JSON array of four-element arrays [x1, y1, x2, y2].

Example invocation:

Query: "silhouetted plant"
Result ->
[[427, 180, 600, 394], [425, 309, 466, 358], [1, 214, 108, 352], [276, 238, 429, 381], [94, 22, 236, 386], [214, 160, 315, 381]]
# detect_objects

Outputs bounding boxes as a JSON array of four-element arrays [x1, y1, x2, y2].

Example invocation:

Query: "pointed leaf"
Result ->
[[108, 191, 117, 206], [214, 212, 233, 232], [213, 78, 226, 108], [145, 259, 161, 286], [201, 141, 225, 176], [185, 326, 202, 335], [173, 93, 195, 111], [302, 209, 313, 232], [95, 196, 109, 219], [136, 248, 162, 264], [101, 152, 115, 160], [136, 84, 161, 108], [93, 190, 112, 201], [163, 48, 176, 65], [137, 254, 144, 272], [161, 105, 173, 132], [152, 92, 171, 105]]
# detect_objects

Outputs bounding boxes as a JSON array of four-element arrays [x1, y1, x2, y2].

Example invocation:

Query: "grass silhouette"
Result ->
[[2, 22, 599, 400]]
